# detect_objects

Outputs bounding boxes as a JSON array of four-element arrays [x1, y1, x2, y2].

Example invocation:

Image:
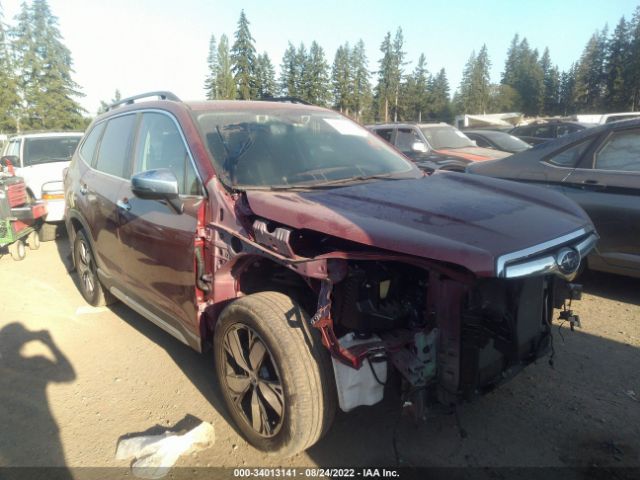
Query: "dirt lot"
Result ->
[[1, 236, 639, 476]]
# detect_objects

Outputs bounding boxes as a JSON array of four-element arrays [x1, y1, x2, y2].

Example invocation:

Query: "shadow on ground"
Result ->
[[0, 322, 75, 478]]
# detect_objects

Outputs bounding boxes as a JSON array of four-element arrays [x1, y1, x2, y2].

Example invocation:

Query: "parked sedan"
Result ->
[[367, 123, 510, 172], [510, 121, 594, 145], [464, 129, 532, 154], [468, 118, 640, 278]]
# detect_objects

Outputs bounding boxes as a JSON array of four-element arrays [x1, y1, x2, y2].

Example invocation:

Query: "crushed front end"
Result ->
[[306, 228, 597, 413]]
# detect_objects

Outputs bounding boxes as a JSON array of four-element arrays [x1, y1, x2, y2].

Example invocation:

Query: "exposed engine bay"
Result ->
[[220, 217, 585, 415]]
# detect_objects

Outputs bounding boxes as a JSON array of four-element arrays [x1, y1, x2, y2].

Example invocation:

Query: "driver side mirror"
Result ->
[[131, 168, 183, 213], [411, 142, 428, 153]]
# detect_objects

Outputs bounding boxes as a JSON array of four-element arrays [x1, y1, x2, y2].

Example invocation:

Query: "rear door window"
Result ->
[[546, 139, 593, 168], [594, 130, 640, 172], [94, 114, 137, 178], [133, 112, 200, 195]]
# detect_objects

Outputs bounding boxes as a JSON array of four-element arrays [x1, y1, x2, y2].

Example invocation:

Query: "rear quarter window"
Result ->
[[80, 122, 106, 166]]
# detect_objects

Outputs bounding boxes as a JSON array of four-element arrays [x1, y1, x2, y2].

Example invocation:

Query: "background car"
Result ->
[[367, 122, 511, 172], [2, 132, 83, 240], [463, 129, 532, 153], [509, 120, 594, 145], [468, 118, 640, 278]]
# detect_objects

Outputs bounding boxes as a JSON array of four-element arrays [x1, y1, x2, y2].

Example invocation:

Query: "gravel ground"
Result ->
[[0, 237, 638, 477]]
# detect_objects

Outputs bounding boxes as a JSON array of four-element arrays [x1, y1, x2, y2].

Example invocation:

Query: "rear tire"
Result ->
[[9, 240, 26, 261], [39, 223, 58, 242], [28, 230, 40, 250], [73, 229, 116, 306], [214, 292, 336, 456]]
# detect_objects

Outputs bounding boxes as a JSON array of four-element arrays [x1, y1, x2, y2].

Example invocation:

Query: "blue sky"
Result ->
[[2, 0, 639, 114]]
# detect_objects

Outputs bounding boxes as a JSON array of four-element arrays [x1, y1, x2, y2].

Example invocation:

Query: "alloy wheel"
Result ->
[[222, 325, 285, 438]]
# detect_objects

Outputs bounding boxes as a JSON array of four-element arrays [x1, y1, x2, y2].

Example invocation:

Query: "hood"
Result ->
[[15, 161, 69, 199], [245, 173, 593, 277], [435, 146, 511, 162]]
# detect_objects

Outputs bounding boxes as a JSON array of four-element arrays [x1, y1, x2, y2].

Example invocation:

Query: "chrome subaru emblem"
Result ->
[[556, 247, 581, 275]]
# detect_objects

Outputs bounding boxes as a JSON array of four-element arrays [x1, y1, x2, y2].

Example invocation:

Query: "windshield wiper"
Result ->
[[288, 173, 405, 189]]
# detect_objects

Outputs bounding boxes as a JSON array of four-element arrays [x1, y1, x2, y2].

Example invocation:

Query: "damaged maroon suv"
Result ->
[[64, 92, 597, 455]]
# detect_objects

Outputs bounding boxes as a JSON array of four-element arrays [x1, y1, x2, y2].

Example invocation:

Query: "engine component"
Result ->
[[331, 333, 387, 412]]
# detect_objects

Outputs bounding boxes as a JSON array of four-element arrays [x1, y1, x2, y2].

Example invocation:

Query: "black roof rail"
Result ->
[[259, 96, 311, 106], [107, 91, 181, 111]]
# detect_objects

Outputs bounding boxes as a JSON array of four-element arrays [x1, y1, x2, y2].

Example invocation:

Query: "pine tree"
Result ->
[[574, 30, 607, 112], [428, 68, 452, 122], [216, 34, 235, 99], [98, 89, 122, 114], [350, 40, 372, 122], [540, 48, 560, 115], [374, 28, 405, 122], [230, 10, 256, 100], [279, 42, 299, 97], [604, 17, 630, 111], [254, 52, 276, 99], [204, 35, 218, 100], [11, 0, 84, 130], [331, 43, 352, 114], [403, 53, 429, 121], [627, 7, 640, 110], [302, 41, 330, 106], [0, 5, 19, 132], [559, 64, 578, 115], [500, 36, 546, 115]]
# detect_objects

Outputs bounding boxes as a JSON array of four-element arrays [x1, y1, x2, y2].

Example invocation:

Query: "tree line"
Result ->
[[1, 2, 640, 134], [206, 8, 640, 123]]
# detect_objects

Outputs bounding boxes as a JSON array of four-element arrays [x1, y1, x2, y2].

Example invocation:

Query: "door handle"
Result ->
[[116, 199, 131, 212], [79, 184, 88, 195], [582, 179, 606, 190]]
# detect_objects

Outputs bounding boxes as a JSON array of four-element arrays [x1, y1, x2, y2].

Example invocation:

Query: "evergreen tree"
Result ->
[[0, 5, 19, 132], [540, 48, 560, 115], [331, 43, 352, 114], [574, 30, 607, 112], [97, 89, 121, 114], [457, 46, 491, 114], [604, 17, 630, 111], [428, 68, 452, 122], [204, 35, 218, 100], [279, 42, 300, 97], [403, 53, 429, 121], [302, 41, 330, 106], [374, 28, 405, 122], [559, 64, 578, 115], [350, 40, 372, 122], [500, 37, 544, 115], [230, 10, 256, 99], [254, 52, 276, 99], [627, 6, 640, 110], [11, 0, 84, 130], [216, 34, 235, 99]]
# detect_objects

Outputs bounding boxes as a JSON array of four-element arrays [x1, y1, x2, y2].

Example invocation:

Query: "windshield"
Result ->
[[420, 126, 475, 149], [488, 133, 531, 151], [24, 136, 82, 166], [195, 109, 418, 189]]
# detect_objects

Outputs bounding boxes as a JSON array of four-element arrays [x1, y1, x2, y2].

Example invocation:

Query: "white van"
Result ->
[[3, 132, 83, 240]]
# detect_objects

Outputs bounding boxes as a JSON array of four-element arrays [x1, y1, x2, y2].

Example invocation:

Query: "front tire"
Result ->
[[9, 240, 26, 261], [214, 292, 336, 456], [73, 230, 115, 306]]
